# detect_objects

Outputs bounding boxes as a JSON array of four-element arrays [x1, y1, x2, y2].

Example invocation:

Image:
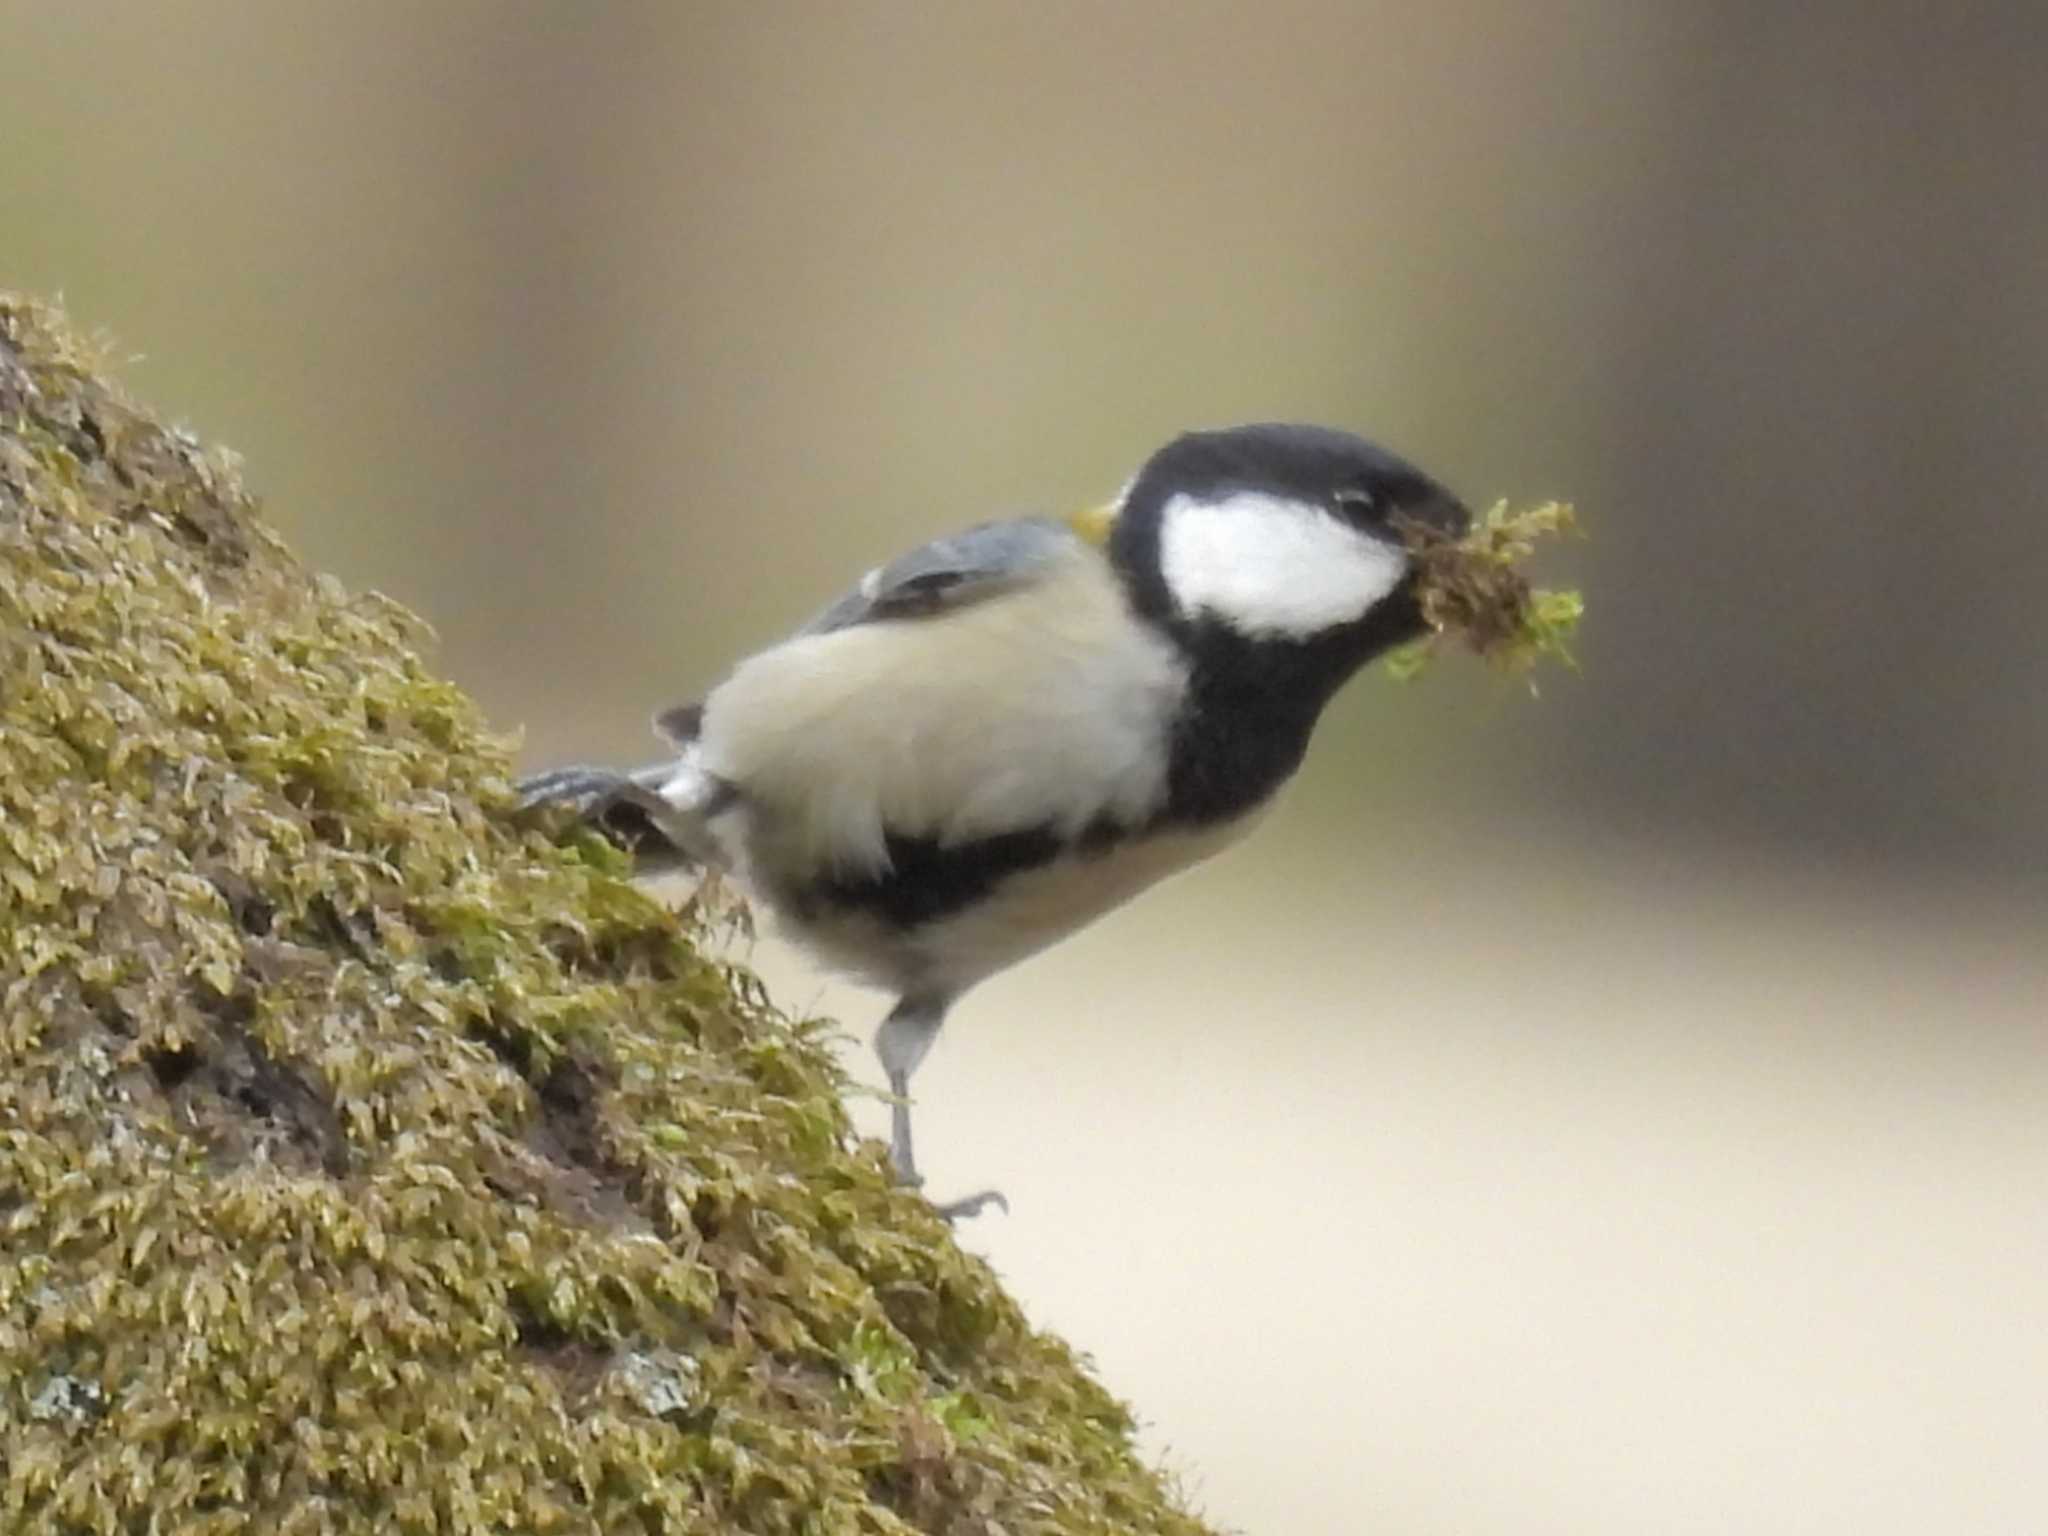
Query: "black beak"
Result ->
[[1407, 488, 1471, 541]]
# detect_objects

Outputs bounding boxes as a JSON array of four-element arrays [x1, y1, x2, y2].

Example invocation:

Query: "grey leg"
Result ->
[[874, 996, 1006, 1220], [885, 1063, 922, 1186], [875, 998, 945, 1186]]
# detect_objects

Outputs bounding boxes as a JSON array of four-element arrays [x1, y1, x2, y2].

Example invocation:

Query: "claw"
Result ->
[[515, 765, 703, 873], [886, 1156, 1007, 1222], [931, 1188, 1008, 1222], [517, 764, 624, 809]]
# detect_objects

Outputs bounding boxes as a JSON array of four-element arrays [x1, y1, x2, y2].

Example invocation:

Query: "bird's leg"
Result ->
[[876, 999, 944, 1188], [875, 997, 1006, 1220], [885, 1063, 923, 1188]]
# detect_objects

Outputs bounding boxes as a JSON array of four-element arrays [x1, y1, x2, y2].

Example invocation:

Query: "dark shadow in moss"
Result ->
[[148, 999, 353, 1178]]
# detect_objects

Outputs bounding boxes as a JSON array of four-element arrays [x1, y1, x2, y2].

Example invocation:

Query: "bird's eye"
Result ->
[[1333, 487, 1379, 517]]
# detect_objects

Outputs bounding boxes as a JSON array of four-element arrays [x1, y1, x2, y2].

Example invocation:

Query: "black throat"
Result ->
[[1150, 591, 1426, 825]]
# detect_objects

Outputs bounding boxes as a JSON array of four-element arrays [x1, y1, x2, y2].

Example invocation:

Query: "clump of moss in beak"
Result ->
[[1388, 500, 1583, 680]]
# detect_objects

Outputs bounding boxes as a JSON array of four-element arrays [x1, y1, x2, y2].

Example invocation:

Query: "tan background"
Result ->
[[6, 4, 2044, 1531]]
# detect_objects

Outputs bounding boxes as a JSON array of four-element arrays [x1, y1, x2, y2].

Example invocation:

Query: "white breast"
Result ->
[[695, 540, 1188, 888]]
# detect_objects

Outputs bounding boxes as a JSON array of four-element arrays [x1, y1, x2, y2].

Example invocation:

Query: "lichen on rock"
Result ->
[[0, 294, 1209, 1535]]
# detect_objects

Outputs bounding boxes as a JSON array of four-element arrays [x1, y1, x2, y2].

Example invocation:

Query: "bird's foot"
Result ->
[[885, 1045, 1004, 1219], [516, 763, 635, 812], [515, 765, 698, 871], [889, 1124, 1006, 1221], [930, 1187, 1009, 1222], [889, 1161, 1008, 1222]]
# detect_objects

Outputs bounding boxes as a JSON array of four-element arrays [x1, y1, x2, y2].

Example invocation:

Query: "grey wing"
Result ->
[[637, 518, 1078, 756], [796, 517, 1079, 636]]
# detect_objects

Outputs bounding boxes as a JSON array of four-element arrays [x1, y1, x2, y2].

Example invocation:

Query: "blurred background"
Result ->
[[6, 3, 2043, 1530]]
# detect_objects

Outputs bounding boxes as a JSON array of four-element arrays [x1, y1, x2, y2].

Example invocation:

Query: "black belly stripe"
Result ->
[[798, 826, 1072, 930]]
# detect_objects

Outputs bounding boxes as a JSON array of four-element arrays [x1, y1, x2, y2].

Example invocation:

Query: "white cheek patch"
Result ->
[[1159, 490, 1408, 639]]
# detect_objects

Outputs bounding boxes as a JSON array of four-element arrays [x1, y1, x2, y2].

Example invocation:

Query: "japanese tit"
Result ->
[[519, 423, 1469, 1215]]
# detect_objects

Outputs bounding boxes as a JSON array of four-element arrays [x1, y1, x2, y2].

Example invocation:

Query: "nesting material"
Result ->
[[1389, 499, 1583, 680]]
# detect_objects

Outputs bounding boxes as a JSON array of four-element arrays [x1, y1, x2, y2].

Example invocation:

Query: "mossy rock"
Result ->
[[0, 294, 1209, 1536]]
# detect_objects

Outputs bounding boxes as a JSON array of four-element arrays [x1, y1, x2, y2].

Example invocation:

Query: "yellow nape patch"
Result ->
[[1066, 501, 1118, 547]]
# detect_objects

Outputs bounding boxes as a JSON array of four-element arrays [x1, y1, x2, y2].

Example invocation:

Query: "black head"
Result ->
[[1110, 422, 1468, 648], [1106, 424, 1471, 824], [1137, 423, 1463, 533]]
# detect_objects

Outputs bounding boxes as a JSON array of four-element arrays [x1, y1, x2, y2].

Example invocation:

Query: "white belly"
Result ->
[[779, 812, 1261, 1001]]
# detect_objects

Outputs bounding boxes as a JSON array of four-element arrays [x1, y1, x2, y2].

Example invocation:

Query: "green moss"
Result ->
[[0, 293, 1212, 1535], [1387, 499, 1584, 682]]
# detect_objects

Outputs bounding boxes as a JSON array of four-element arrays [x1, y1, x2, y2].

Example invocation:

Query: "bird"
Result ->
[[517, 423, 1469, 1216]]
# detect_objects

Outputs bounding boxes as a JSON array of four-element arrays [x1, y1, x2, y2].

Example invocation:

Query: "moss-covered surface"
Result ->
[[0, 294, 1209, 1535]]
